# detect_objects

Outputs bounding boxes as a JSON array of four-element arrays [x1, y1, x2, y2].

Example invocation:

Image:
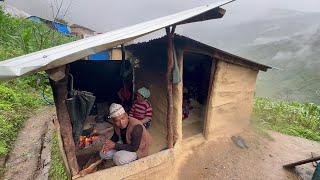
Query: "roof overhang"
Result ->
[[0, 0, 234, 80], [175, 7, 226, 25]]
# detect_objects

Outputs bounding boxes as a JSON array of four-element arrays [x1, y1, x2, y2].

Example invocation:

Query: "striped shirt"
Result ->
[[129, 100, 152, 121]]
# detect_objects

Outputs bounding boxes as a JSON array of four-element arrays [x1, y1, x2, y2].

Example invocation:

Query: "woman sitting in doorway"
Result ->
[[129, 87, 153, 129]]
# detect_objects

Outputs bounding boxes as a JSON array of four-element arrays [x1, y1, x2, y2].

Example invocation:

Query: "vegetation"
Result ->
[[0, 6, 75, 158], [49, 133, 68, 180], [252, 97, 320, 142]]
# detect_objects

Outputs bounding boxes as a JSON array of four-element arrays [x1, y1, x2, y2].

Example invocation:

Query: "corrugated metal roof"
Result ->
[[0, 0, 233, 80], [127, 35, 272, 71]]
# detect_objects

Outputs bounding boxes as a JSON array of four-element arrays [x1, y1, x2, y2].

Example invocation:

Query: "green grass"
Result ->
[[49, 133, 68, 180], [252, 97, 320, 142], [0, 80, 45, 155], [0, 5, 76, 177]]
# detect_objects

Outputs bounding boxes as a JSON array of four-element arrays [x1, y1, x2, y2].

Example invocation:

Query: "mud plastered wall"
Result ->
[[205, 61, 259, 138]]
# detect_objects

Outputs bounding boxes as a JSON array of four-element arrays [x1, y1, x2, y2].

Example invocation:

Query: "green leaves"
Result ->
[[253, 97, 320, 142], [0, 7, 75, 158], [0, 6, 76, 61], [20, 27, 33, 53], [0, 81, 44, 156]]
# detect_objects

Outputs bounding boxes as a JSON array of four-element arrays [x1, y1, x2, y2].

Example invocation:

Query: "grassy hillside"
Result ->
[[252, 97, 320, 142], [0, 6, 76, 159]]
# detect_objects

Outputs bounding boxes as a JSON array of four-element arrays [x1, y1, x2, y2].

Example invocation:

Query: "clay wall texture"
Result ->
[[204, 60, 258, 139]]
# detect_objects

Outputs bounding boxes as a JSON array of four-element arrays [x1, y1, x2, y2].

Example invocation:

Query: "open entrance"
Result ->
[[67, 57, 168, 172], [182, 52, 214, 139], [68, 59, 136, 170]]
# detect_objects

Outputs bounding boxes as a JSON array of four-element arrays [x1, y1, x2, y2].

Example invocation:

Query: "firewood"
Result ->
[[73, 159, 103, 179]]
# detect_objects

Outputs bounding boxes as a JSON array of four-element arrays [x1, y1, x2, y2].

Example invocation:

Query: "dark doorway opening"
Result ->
[[182, 52, 213, 139]]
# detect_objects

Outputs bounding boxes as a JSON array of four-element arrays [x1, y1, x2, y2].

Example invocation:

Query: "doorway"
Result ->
[[182, 52, 214, 139]]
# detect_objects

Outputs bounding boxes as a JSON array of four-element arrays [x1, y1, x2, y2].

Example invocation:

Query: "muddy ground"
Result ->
[[3, 107, 55, 180], [177, 129, 320, 180]]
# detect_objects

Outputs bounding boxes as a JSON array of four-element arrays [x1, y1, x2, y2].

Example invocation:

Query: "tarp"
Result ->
[[0, 0, 233, 80], [88, 50, 110, 61], [53, 22, 71, 35], [28, 16, 71, 35], [27, 16, 42, 23]]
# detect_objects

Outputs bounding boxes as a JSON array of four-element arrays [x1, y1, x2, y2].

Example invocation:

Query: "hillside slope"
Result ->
[[0, 6, 75, 163]]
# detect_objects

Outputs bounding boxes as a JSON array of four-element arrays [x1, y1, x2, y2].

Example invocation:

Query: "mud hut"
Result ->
[[71, 35, 270, 179], [0, 0, 271, 179]]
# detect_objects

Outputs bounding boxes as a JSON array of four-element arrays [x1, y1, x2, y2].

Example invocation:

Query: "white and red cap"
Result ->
[[109, 103, 125, 118]]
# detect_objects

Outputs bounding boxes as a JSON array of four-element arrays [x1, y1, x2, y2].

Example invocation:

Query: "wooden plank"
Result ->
[[72, 160, 103, 179], [49, 68, 80, 176], [283, 156, 320, 169], [165, 26, 175, 148]]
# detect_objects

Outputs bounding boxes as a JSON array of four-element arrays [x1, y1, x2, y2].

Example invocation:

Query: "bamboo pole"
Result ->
[[49, 67, 80, 176], [165, 26, 175, 148]]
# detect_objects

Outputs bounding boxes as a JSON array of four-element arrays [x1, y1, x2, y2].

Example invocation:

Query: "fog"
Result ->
[[6, 0, 320, 33]]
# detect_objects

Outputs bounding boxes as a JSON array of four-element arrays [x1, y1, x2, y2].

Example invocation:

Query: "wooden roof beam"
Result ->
[[175, 7, 226, 26]]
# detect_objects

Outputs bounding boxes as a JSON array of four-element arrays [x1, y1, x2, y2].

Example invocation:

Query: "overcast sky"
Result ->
[[5, 0, 320, 32], [4, 0, 320, 46]]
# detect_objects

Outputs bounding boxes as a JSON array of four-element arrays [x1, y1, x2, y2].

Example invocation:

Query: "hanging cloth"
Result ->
[[172, 44, 181, 84], [66, 74, 96, 144]]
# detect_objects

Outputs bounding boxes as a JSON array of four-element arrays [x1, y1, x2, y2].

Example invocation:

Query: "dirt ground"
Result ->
[[4, 107, 56, 180], [3, 106, 320, 180], [177, 129, 320, 180]]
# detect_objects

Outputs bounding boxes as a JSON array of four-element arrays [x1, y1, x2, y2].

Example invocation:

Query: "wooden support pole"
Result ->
[[283, 156, 320, 169], [121, 44, 125, 60], [49, 67, 80, 176], [165, 26, 175, 148], [172, 49, 183, 144]]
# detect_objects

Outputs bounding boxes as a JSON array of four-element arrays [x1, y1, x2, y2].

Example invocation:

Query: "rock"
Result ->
[[231, 136, 249, 149], [0, 155, 7, 166]]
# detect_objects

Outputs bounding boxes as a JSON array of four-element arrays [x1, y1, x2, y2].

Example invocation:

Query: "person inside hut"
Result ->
[[117, 84, 132, 111], [128, 87, 153, 129], [182, 87, 191, 120], [100, 103, 151, 166]]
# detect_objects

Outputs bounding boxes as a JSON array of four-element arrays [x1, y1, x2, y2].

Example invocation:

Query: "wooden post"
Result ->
[[121, 44, 125, 60], [165, 26, 175, 148], [283, 156, 320, 169], [48, 67, 80, 176], [172, 49, 183, 144]]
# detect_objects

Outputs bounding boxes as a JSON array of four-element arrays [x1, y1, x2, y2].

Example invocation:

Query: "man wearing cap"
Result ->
[[129, 87, 153, 128], [100, 103, 151, 166]]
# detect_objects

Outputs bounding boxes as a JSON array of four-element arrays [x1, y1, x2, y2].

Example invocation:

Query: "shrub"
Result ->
[[0, 6, 76, 158]]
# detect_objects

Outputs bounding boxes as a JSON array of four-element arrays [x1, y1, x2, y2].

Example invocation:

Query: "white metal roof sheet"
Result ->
[[0, 0, 233, 80]]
